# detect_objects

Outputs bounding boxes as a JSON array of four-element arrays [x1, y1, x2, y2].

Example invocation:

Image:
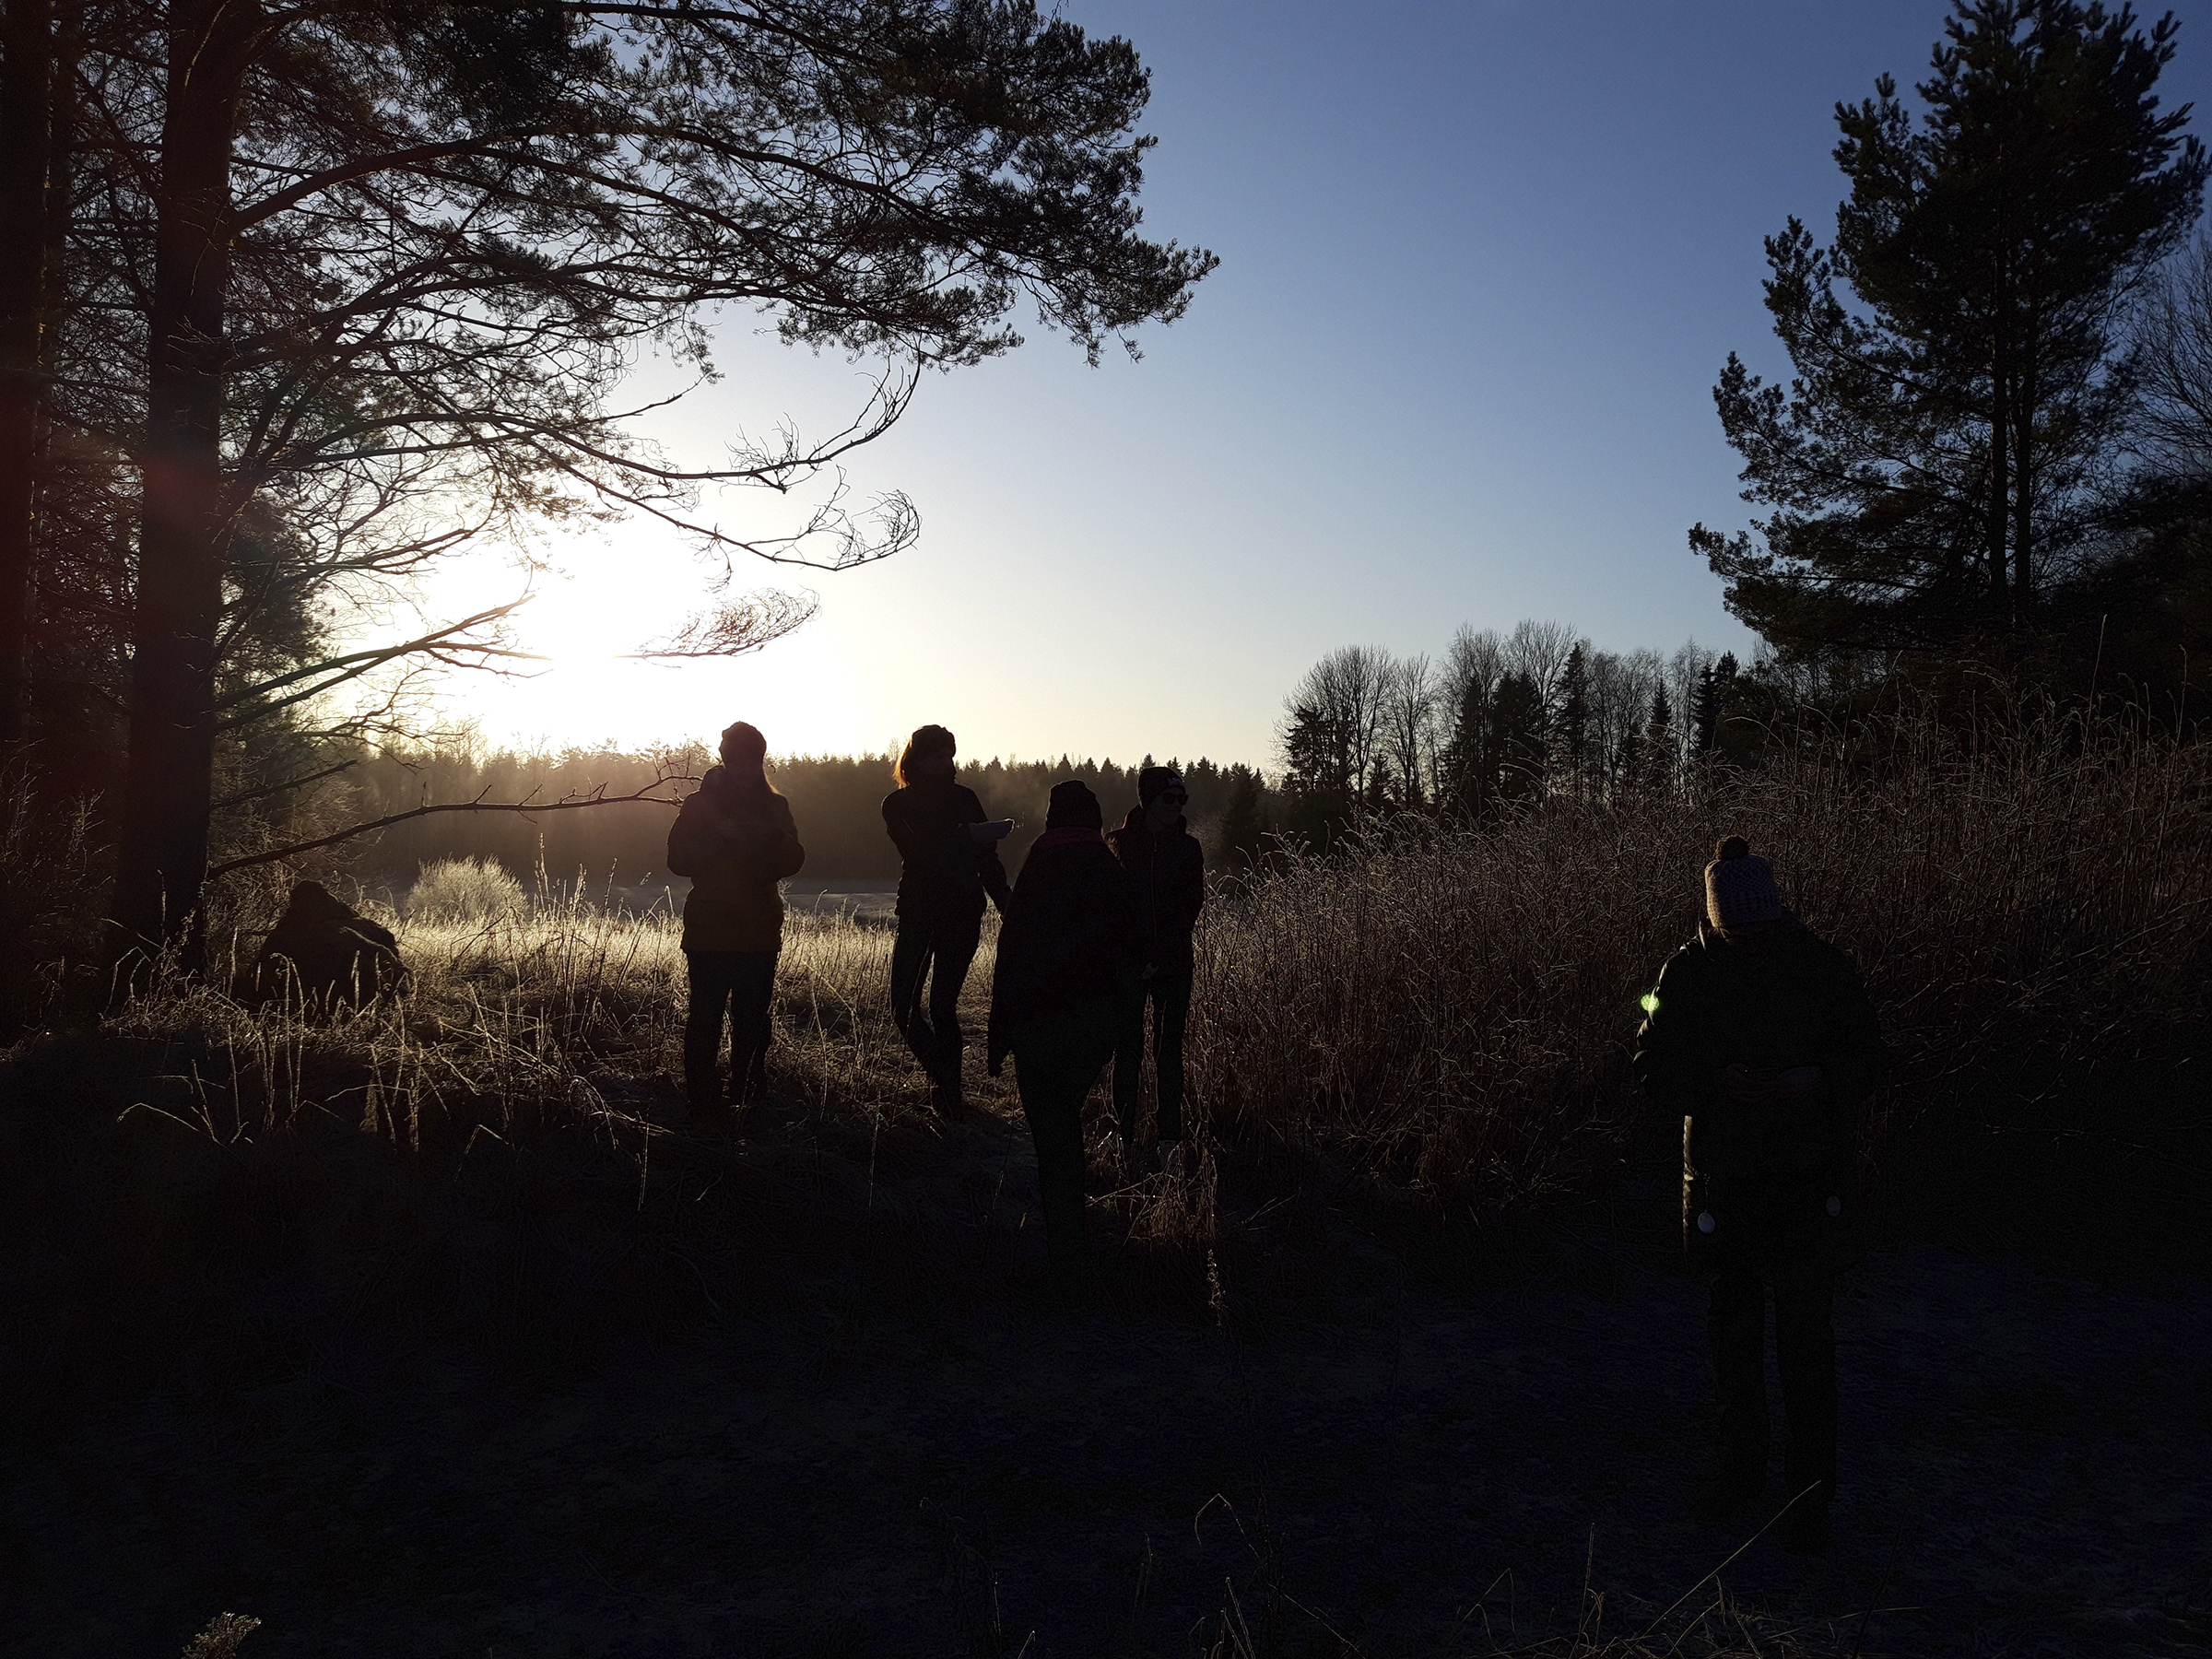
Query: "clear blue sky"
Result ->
[[429, 0, 2212, 766]]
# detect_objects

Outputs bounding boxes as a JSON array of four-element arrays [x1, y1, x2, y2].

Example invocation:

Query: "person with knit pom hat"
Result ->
[[1633, 836, 1888, 1556], [1106, 764, 1206, 1171], [987, 779, 1136, 1288]]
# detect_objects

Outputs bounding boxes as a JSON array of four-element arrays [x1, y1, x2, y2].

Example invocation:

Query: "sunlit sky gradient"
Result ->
[[417, 1, 2212, 765]]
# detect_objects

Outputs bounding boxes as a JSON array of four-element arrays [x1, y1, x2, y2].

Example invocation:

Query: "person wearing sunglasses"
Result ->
[[1105, 764, 1206, 1172]]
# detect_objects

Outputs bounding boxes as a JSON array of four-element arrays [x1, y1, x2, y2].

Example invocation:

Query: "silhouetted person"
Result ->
[[667, 722, 805, 1132], [882, 724, 1012, 1113], [247, 880, 404, 1011], [987, 780, 1135, 1288], [1633, 837, 1887, 1555], [1107, 764, 1205, 1171]]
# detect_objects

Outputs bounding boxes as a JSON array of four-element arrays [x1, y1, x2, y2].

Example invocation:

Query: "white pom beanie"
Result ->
[[1705, 836, 1783, 929]]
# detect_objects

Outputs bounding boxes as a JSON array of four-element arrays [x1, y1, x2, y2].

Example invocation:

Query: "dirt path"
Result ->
[[5, 1092, 2208, 1657]]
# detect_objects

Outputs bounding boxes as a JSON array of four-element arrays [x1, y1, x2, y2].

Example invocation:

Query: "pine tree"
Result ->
[[84, 0, 1214, 965], [1489, 672, 1546, 808], [1691, 2, 2206, 658], [1441, 672, 1492, 820], [1644, 687, 1677, 794], [1217, 763, 1270, 874], [1691, 652, 1738, 758], [1557, 644, 1591, 801]]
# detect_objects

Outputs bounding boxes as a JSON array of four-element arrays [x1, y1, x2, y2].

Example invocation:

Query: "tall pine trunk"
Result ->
[[110, 0, 253, 965], [2012, 357, 2036, 622], [0, 0, 53, 748], [1986, 329, 2011, 619]]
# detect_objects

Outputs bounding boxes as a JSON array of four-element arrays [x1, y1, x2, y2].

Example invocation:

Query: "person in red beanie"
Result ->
[[1632, 836, 1887, 1555]]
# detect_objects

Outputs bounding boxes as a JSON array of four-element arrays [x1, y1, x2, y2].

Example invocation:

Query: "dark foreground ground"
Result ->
[[3, 1081, 2208, 1658]]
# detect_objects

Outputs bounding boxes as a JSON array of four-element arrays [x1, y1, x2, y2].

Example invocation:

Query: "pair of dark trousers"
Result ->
[[1709, 1267, 1838, 1500], [685, 950, 777, 1106], [1013, 1000, 1117, 1271], [1112, 972, 1191, 1142], [890, 921, 978, 1083]]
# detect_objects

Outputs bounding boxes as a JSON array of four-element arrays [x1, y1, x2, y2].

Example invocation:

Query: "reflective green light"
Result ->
[[1640, 993, 1660, 1015]]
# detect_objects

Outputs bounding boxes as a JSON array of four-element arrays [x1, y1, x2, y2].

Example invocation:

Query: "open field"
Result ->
[[5, 709, 2211, 1654]]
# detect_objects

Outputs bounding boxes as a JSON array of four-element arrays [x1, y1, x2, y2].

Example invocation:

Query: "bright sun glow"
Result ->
[[396, 519, 895, 759]]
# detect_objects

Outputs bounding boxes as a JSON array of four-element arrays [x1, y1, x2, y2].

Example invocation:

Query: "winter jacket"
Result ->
[[987, 830, 1136, 1071], [666, 768, 806, 953], [882, 781, 1011, 930], [1105, 808, 1206, 978], [1633, 916, 1887, 1269]]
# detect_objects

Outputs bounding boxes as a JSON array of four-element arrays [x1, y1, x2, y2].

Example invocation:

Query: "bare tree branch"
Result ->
[[216, 602, 536, 727], [625, 588, 818, 658], [206, 777, 695, 878], [209, 759, 359, 812]]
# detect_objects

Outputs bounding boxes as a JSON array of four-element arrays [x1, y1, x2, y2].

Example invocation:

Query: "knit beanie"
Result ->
[[1045, 779, 1103, 830], [1705, 836, 1783, 929], [1137, 765, 1185, 806]]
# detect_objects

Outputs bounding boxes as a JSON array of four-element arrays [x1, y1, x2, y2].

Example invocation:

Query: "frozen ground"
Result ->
[[5, 1084, 2206, 1658]]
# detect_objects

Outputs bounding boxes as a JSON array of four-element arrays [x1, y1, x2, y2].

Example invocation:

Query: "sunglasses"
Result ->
[[1157, 791, 1188, 806]]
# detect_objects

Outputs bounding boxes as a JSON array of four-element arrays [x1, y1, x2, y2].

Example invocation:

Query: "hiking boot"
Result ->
[[931, 1080, 965, 1118], [1691, 1462, 1765, 1526]]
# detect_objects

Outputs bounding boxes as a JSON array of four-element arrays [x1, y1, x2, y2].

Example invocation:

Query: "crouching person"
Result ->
[[248, 880, 405, 1012], [987, 781, 1135, 1288], [666, 722, 805, 1133], [1632, 837, 1887, 1555]]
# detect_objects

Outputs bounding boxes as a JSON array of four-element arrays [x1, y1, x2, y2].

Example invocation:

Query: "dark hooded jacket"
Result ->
[[1105, 807, 1206, 978], [1634, 916, 1886, 1178], [666, 766, 806, 952], [986, 830, 1135, 1067], [882, 781, 1011, 930], [1634, 916, 1887, 1268]]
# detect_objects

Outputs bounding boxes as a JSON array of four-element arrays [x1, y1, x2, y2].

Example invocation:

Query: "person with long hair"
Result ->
[[881, 724, 1012, 1113], [665, 721, 806, 1132]]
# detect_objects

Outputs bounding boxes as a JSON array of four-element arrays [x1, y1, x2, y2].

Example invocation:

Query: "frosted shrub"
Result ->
[[404, 856, 525, 924]]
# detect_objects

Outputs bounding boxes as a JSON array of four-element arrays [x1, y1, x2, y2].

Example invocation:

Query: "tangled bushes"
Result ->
[[402, 856, 526, 924]]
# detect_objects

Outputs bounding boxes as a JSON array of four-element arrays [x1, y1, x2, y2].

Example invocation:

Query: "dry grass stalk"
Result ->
[[1192, 701, 2210, 1221]]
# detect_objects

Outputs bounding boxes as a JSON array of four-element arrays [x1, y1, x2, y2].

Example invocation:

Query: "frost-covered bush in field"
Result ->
[[404, 856, 525, 924]]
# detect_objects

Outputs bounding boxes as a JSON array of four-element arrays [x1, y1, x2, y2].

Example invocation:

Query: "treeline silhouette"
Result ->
[[1271, 623, 1746, 847], [342, 743, 1277, 893]]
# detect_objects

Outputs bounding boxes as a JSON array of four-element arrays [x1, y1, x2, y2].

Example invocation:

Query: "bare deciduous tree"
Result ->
[[1380, 651, 1441, 808]]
